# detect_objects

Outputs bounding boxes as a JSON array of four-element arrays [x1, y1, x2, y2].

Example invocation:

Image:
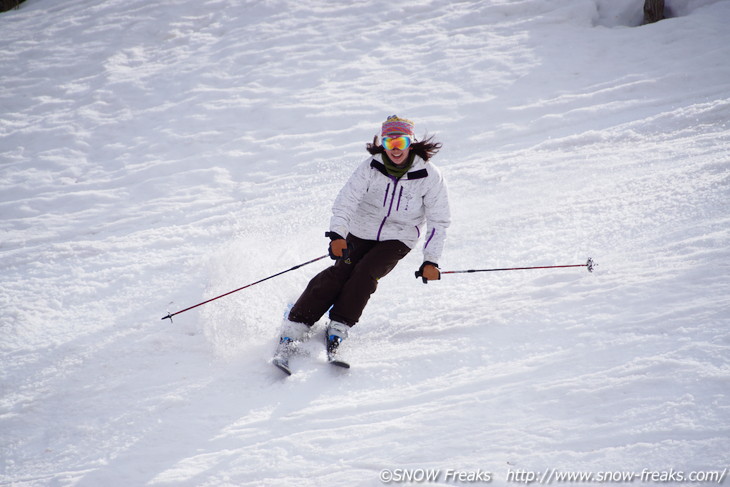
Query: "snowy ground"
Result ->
[[1, 0, 729, 485]]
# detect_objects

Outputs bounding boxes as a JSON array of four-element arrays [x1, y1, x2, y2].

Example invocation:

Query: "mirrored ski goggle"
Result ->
[[382, 135, 412, 151]]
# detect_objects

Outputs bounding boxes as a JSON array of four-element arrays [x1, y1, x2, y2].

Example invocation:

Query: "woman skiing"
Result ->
[[273, 115, 451, 374]]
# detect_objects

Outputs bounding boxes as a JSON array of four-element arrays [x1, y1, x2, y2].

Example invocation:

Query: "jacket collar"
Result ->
[[371, 154, 428, 180]]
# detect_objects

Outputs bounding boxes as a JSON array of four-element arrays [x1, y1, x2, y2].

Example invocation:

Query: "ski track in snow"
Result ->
[[1, 0, 729, 485]]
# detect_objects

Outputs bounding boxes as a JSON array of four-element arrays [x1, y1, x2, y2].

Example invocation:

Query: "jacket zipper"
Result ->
[[377, 176, 400, 240]]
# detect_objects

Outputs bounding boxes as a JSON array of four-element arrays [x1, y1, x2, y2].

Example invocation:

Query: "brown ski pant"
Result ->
[[288, 234, 411, 327]]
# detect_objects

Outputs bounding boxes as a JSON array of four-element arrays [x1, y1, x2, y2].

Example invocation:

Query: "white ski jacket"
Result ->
[[329, 154, 451, 264]]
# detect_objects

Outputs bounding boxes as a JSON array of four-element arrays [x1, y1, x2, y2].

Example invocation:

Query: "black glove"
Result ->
[[325, 231, 349, 260], [415, 261, 440, 284]]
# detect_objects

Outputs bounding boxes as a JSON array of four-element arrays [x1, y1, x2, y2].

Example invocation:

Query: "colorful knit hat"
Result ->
[[381, 115, 415, 136]]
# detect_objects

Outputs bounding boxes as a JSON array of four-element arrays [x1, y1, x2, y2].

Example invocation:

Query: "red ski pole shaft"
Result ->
[[161, 254, 329, 322], [442, 258, 595, 275]]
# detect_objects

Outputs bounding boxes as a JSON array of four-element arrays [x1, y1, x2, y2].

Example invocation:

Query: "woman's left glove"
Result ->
[[325, 231, 349, 260], [415, 261, 440, 284]]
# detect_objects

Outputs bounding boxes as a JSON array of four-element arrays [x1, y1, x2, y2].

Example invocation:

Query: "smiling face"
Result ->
[[382, 134, 412, 166], [385, 145, 410, 165]]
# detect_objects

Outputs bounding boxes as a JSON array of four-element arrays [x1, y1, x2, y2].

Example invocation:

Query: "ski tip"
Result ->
[[329, 359, 351, 369], [272, 359, 292, 376]]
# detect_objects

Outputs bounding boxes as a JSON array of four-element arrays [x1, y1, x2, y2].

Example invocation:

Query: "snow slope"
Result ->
[[1, 0, 729, 485]]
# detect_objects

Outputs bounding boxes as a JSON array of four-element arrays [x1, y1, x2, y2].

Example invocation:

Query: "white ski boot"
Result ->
[[325, 320, 350, 369], [272, 319, 311, 375]]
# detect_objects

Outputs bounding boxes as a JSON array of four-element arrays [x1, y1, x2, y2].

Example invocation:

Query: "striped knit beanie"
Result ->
[[381, 115, 415, 136]]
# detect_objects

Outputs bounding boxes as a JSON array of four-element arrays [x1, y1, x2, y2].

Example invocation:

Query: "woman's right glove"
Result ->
[[325, 231, 349, 260], [415, 261, 441, 284]]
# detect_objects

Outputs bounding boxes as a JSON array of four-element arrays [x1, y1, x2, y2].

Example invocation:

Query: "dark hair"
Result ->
[[366, 134, 442, 162]]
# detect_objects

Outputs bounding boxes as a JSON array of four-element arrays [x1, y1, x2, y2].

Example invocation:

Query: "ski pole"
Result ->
[[442, 257, 595, 275], [161, 254, 329, 322]]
